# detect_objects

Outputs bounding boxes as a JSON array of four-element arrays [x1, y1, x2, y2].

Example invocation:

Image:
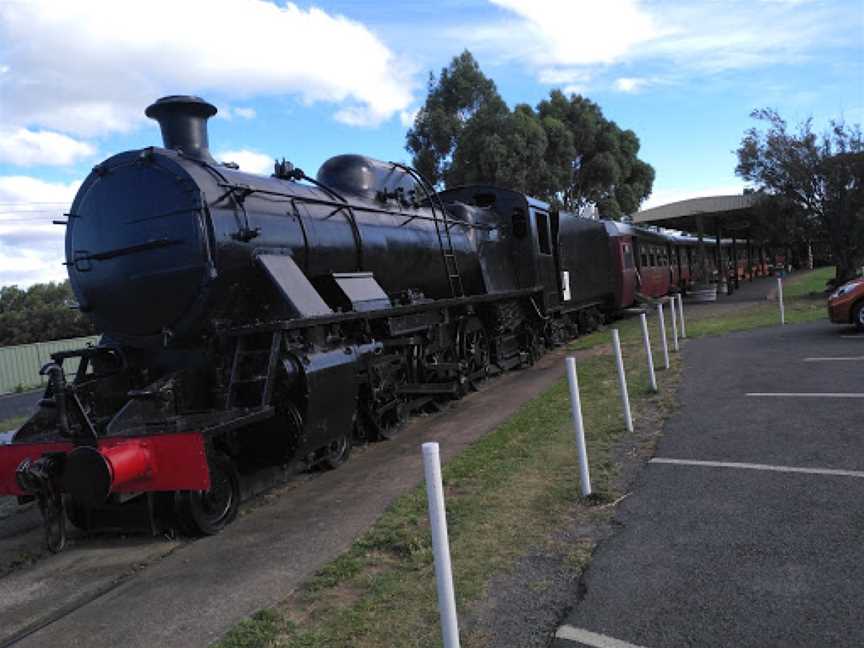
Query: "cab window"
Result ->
[[535, 211, 552, 255]]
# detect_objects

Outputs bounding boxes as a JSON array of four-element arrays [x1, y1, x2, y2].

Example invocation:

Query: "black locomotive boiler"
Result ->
[[0, 96, 619, 551]]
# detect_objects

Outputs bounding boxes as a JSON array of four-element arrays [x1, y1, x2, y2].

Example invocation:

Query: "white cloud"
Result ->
[[538, 68, 592, 85], [0, 0, 414, 136], [469, 0, 852, 90], [0, 128, 95, 166], [214, 149, 274, 176], [0, 176, 80, 287], [562, 84, 587, 96], [400, 108, 419, 128], [640, 184, 749, 211], [233, 107, 257, 120], [217, 106, 258, 121], [614, 77, 647, 93], [488, 0, 662, 66]]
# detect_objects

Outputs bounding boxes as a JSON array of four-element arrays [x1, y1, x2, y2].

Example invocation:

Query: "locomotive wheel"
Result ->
[[372, 401, 408, 440], [64, 496, 91, 531], [320, 434, 352, 470], [174, 452, 240, 536], [458, 317, 490, 383], [522, 326, 544, 366]]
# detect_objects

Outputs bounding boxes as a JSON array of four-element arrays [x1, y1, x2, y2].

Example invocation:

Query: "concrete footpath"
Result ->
[[555, 321, 864, 648]]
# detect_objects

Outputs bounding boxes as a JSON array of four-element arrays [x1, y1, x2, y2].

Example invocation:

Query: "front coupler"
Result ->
[[1, 433, 211, 552], [16, 453, 68, 552]]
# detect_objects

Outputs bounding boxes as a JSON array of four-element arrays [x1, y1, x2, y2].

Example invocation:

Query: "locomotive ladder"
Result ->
[[390, 162, 464, 298], [226, 331, 282, 409]]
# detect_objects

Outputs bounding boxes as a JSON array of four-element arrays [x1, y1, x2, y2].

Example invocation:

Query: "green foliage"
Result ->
[[736, 109, 864, 282], [0, 280, 96, 346], [405, 51, 507, 187], [405, 51, 654, 218], [536, 90, 655, 216]]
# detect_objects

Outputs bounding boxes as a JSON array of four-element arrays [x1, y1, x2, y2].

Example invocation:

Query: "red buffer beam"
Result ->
[[0, 432, 210, 502]]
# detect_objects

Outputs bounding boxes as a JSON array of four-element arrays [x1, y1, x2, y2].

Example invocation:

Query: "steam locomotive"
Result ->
[[0, 96, 765, 551]]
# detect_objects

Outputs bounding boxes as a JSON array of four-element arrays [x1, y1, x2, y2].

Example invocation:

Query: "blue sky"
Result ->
[[0, 0, 861, 287]]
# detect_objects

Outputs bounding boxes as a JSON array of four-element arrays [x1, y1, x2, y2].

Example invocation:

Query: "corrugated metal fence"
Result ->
[[0, 336, 101, 394]]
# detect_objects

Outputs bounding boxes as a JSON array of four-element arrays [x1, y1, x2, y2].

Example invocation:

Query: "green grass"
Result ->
[[685, 267, 831, 338], [783, 266, 834, 298], [215, 267, 832, 648], [0, 415, 27, 433]]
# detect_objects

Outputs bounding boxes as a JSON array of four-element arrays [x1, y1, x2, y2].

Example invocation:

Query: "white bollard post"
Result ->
[[677, 293, 687, 338], [421, 442, 461, 648], [639, 313, 657, 393], [611, 329, 634, 433], [658, 303, 670, 370], [777, 276, 785, 325], [565, 357, 592, 497], [669, 298, 680, 352]]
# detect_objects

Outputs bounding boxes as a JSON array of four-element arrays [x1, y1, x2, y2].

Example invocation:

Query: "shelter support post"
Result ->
[[715, 219, 726, 295], [747, 238, 753, 281], [731, 238, 739, 291], [696, 214, 709, 287]]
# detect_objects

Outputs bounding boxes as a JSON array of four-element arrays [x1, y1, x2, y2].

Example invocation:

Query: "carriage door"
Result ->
[[619, 237, 637, 308], [669, 243, 679, 287], [532, 207, 559, 310]]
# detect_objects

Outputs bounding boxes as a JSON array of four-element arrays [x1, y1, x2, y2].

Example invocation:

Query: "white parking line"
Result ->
[[651, 458, 864, 479], [803, 356, 864, 362], [555, 625, 649, 648], [840, 335, 864, 339], [746, 392, 864, 398]]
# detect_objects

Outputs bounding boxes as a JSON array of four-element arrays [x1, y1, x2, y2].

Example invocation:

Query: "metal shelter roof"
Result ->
[[631, 194, 760, 236]]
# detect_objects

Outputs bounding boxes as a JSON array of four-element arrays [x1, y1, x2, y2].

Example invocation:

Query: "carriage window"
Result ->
[[535, 211, 552, 255], [622, 243, 634, 269], [649, 249, 656, 266]]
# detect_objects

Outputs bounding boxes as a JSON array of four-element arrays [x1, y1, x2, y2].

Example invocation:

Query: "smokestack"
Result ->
[[145, 95, 217, 163]]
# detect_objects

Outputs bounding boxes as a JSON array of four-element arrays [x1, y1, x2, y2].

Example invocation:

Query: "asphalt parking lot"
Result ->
[[554, 320, 864, 648]]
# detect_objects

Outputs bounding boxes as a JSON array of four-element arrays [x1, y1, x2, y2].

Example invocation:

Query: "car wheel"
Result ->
[[852, 301, 864, 331]]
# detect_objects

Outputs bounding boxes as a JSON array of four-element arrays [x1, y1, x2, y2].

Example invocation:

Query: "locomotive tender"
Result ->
[[0, 96, 716, 551]]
